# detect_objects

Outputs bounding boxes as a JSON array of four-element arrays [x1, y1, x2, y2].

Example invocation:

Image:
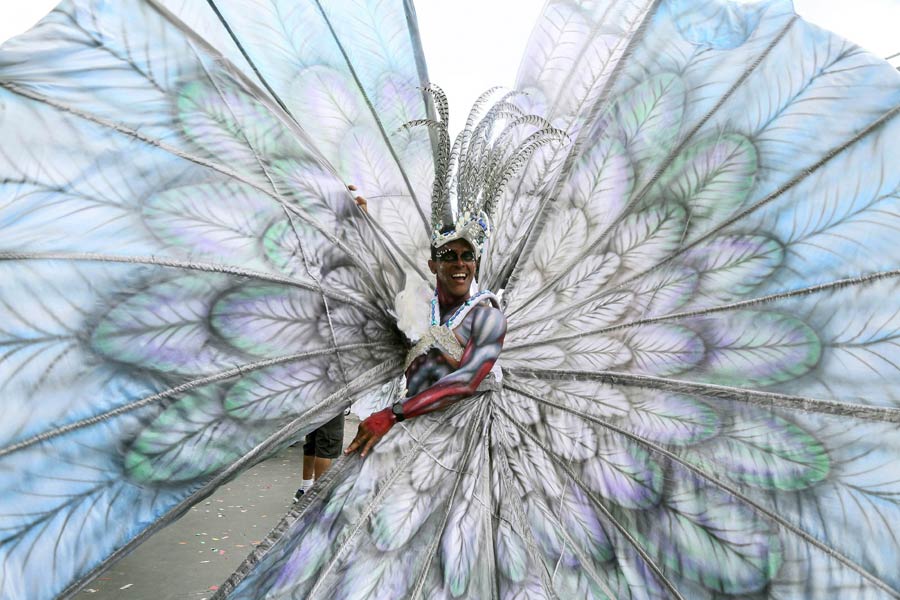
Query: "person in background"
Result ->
[[293, 185, 367, 502], [293, 412, 344, 502]]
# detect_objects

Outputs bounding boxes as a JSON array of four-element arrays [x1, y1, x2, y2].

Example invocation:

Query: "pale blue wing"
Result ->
[[485, 0, 900, 597], [0, 0, 432, 596]]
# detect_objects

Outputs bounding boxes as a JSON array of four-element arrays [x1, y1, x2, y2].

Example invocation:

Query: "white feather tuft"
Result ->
[[394, 272, 433, 343]]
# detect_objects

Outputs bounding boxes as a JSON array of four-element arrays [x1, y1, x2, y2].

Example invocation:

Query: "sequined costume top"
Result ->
[[404, 290, 500, 372]]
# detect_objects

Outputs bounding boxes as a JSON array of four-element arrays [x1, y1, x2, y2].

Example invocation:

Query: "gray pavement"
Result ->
[[76, 415, 359, 599]]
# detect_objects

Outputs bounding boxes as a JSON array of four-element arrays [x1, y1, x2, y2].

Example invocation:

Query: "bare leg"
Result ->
[[302, 455, 315, 480], [313, 457, 332, 479], [294, 454, 316, 502]]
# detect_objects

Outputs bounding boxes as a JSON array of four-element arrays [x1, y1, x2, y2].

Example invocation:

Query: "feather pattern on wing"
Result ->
[[3, 0, 900, 598]]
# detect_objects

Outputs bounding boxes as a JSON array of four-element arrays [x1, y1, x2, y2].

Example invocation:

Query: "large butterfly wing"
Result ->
[[0, 0, 432, 596], [494, 0, 900, 596]]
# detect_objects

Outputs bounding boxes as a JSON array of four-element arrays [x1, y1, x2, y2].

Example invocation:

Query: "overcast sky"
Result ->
[[1, 0, 898, 134]]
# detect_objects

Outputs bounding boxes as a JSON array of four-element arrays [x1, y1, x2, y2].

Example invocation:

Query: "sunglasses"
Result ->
[[436, 249, 477, 263]]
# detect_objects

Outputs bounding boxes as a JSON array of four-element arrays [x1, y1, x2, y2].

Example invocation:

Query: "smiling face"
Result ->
[[428, 239, 477, 306]]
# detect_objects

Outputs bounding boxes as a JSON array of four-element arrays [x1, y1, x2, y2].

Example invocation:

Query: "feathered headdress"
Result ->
[[404, 85, 567, 258]]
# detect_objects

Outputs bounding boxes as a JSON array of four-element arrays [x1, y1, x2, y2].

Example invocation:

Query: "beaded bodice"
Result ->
[[403, 290, 499, 370]]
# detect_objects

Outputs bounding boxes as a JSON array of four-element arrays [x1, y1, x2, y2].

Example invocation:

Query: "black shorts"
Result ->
[[303, 412, 345, 459]]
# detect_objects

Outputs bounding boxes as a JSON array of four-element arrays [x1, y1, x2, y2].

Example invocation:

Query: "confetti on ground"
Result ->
[[119, 584, 133, 590], [84, 589, 98, 594], [73, 445, 306, 596], [209, 585, 219, 591]]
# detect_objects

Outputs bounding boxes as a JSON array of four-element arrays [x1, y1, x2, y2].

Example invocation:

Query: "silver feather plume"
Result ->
[[405, 85, 568, 246]]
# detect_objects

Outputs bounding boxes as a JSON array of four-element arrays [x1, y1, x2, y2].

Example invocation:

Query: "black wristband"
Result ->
[[391, 402, 406, 422]]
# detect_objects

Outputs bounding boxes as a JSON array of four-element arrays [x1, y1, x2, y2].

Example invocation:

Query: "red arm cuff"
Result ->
[[361, 407, 397, 437]]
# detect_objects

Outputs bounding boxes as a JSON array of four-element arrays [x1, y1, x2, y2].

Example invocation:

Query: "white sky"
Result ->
[[1, 0, 898, 135]]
